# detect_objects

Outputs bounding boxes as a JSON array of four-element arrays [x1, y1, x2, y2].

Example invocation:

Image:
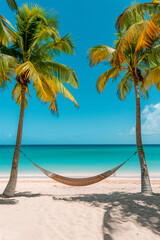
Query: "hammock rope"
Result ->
[[15, 147, 138, 186]]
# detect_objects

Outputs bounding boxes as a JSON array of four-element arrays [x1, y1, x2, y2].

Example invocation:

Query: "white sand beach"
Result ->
[[0, 178, 160, 240]]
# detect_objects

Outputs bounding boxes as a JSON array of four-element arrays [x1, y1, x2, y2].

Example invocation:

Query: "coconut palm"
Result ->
[[0, 4, 78, 197], [116, 0, 160, 90], [88, 3, 160, 194]]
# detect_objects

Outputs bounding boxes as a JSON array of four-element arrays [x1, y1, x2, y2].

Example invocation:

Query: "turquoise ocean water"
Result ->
[[0, 145, 160, 178]]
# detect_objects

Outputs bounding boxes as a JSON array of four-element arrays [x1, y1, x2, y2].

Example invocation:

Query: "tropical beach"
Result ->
[[0, 145, 160, 239], [0, 179, 160, 240], [0, 0, 160, 239]]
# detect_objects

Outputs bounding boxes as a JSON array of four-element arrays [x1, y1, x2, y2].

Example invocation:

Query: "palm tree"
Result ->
[[0, 4, 78, 197], [88, 2, 160, 194]]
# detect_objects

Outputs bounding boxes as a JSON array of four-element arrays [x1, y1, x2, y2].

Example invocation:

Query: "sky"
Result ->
[[0, 0, 160, 145]]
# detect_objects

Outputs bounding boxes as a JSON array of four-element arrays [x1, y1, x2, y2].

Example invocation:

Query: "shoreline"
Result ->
[[1, 171, 160, 179], [1, 178, 160, 183], [1, 179, 160, 184]]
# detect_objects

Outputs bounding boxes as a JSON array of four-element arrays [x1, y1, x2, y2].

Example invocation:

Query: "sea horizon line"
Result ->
[[0, 144, 160, 147]]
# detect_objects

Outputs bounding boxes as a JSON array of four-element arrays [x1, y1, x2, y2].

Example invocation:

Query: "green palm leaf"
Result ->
[[117, 21, 148, 65], [144, 65, 160, 90], [47, 77, 79, 107], [14, 61, 58, 113], [12, 82, 30, 107], [53, 34, 75, 55], [88, 45, 115, 66], [116, 2, 160, 32], [97, 67, 120, 93], [0, 15, 16, 45], [35, 61, 78, 88], [117, 71, 132, 100], [0, 53, 17, 90], [136, 15, 160, 53], [6, 0, 17, 11]]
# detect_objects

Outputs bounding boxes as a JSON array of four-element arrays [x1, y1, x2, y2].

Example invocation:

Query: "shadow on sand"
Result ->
[[53, 192, 160, 240], [1, 191, 160, 239], [14, 191, 44, 198], [0, 195, 18, 205], [0, 192, 44, 204]]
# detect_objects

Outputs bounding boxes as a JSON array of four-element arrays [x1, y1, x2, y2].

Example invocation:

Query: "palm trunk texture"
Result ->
[[134, 80, 152, 194], [3, 86, 26, 197]]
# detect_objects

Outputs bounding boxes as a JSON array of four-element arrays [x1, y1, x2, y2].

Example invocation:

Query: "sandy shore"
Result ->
[[0, 178, 160, 240]]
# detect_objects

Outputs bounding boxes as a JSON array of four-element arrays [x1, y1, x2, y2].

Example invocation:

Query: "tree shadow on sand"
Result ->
[[13, 191, 53, 198], [0, 191, 52, 204], [53, 192, 160, 240], [14, 191, 43, 198], [0, 195, 18, 205]]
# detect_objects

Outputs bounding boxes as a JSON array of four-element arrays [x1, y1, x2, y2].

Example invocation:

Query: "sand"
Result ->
[[0, 178, 160, 240]]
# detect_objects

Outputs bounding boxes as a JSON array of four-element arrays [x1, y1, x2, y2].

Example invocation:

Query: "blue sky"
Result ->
[[0, 0, 160, 145]]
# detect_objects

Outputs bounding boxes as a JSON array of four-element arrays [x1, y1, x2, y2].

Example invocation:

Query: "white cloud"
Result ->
[[130, 103, 160, 135]]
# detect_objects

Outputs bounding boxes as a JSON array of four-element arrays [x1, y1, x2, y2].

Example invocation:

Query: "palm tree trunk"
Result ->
[[3, 86, 26, 197], [133, 79, 152, 194]]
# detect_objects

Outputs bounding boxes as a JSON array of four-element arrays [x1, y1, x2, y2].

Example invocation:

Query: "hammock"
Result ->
[[16, 148, 137, 187], [29, 159, 128, 186]]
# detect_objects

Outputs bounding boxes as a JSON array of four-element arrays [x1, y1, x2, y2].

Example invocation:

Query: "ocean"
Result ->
[[0, 145, 160, 178]]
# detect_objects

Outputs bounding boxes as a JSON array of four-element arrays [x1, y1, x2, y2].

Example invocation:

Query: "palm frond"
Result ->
[[18, 4, 59, 29], [33, 76, 58, 114], [26, 26, 59, 60], [0, 4, 78, 114], [28, 32, 73, 60], [15, 61, 59, 113], [88, 45, 115, 66], [6, 0, 18, 11], [117, 71, 133, 100], [140, 81, 149, 100], [0, 14, 16, 46], [53, 34, 75, 55], [35, 61, 78, 88], [116, 2, 160, 32], [12, 82, 30, 107], [0, 80, 10, 91], [117, 21, 148, 65], [143, 65, 160, 90], [50, 77, 79, 107], [0, 44, 22, 61], [136, 16, 160, 53], [17, 4, 59, 54], [0, 53, 17, 88], [0, 52, 18, 66], [96, 67, 120, 93]]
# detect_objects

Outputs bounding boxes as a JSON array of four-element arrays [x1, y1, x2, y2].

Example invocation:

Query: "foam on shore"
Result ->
[[1, 171, 160, 179]]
